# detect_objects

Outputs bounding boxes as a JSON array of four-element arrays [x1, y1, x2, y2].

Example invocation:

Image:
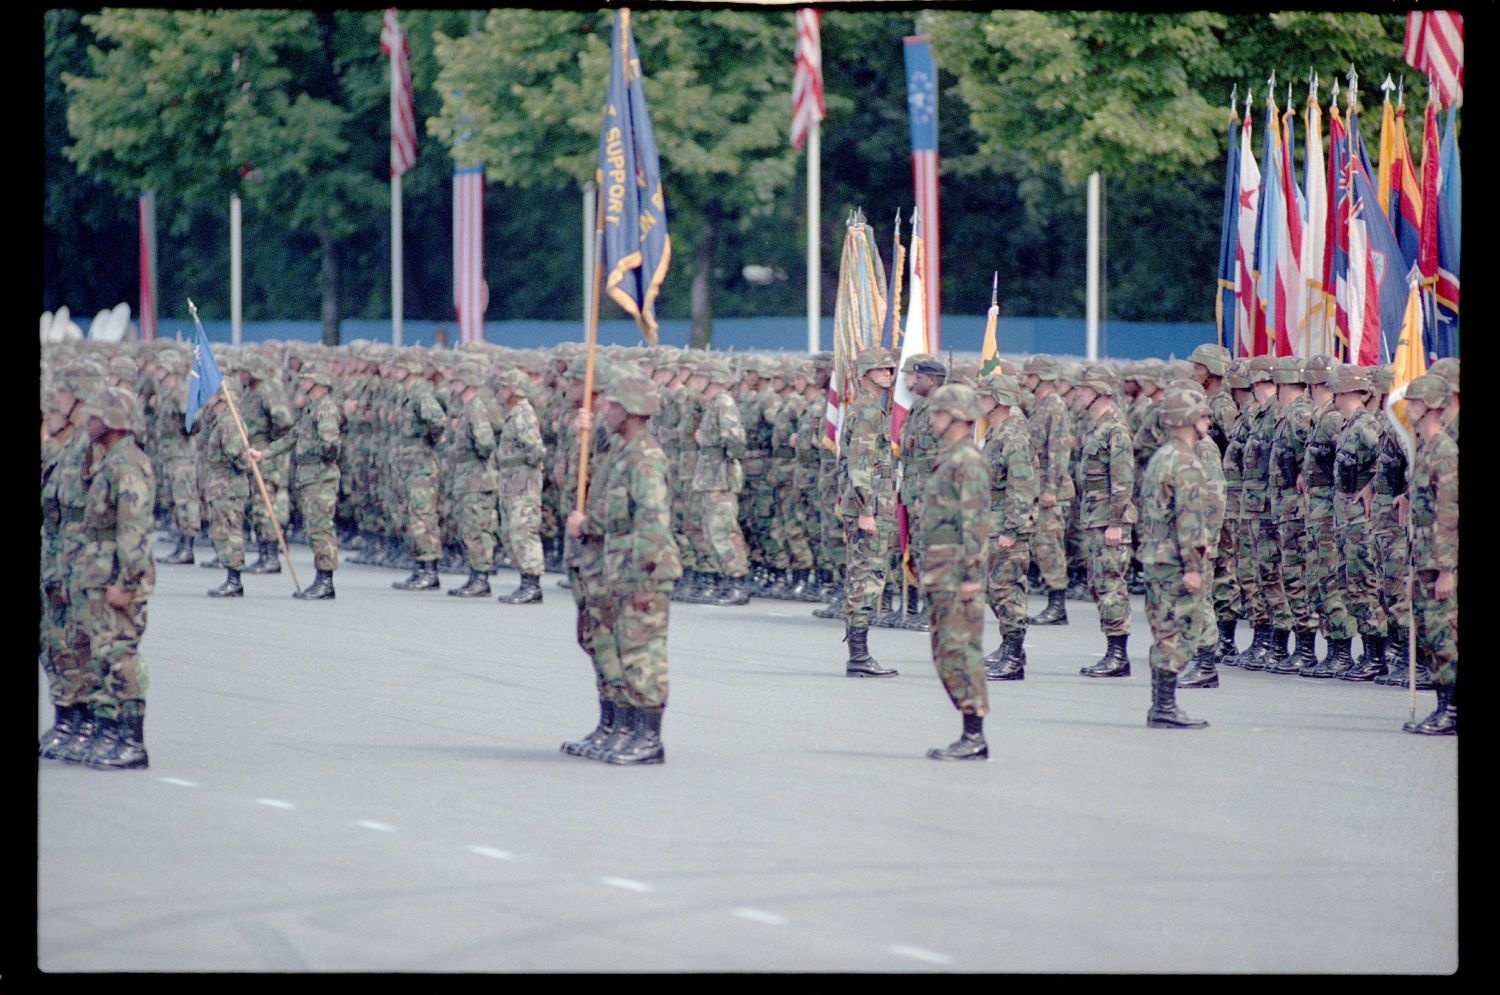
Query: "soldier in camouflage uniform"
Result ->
[[494, 368, 547, 604], [896, 353, 947, 624], [691, 357, 752, 606], [672, 360, 713, 602], [918, 384, 992, 760], [60, 387, 157, 768], [239, 354, 296, 575], [1176, 375, 1229, 689], [767, 362, 813, 597], [1331, 365, 1388, 676], [1184, 345, 1241, 677], [390, 354, 448, 591], [1354, 366, 1412, 682], [1073, 365, 1138, 677], [439, 362, 501, 598], [151, 353, 201, 564], [735, 358, 777, 592], [1022, 355, 1075, 625], [252, 363, 345, 600], [1137, 388, 1213, 729], [798, 358, 839, 601], [1232, 354, 1279, 669], [1299, 362, 1357, 677], [1262, 356, 1318, 672], [976, 374, 1038, 681], [202, 386, 254, 598], [1428, 357, 1459, 443], [572, 372, 682, 764], [837, 347, 900, 676], [1400, 375, 1458, 735]]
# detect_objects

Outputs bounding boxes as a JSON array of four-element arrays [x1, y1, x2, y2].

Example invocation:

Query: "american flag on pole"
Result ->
[[791, 9, 824, 149], [903, 36, 941, 351], [1404, 11, 1463, 108], [380, 8, 417, 177], [453, 165, 488, 344]]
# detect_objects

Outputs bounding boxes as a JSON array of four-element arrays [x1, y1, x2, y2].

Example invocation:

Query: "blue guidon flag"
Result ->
[[596, 7, 671, 346], [185, 318, 223, 432]]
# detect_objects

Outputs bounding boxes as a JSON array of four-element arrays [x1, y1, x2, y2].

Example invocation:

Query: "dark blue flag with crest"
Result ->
[[185, 320, 223, 431]]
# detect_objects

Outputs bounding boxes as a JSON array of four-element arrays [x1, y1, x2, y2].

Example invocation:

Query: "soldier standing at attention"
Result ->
[[1263, 356, 1317, 673], [918, 384, 992, 760], [1175, 376, 1228, 689], [1332, 366, 1387, 677], [1073, 366, 1138, 677], [976, 374, 1038, 681], [1234, 354, 1280, 669], [390, 353, 448, 592], [1299, 362, 1358, 677], [1137, 388, 1213, 729], [1400, 375, 1458, 735], [1021, 355, 1075, 626], [573, 373, 682, 765], [691, 358, 752, 606], [202, 387, 253, 598], [494, 368, 548, 604], [152, 353, 200, 565], [439, 362, 500, 599], [239, 354, 295, 576], [896, 354, 947, 624]]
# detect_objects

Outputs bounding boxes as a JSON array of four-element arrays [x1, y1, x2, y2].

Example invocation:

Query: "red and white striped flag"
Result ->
[[1404, 11, 1463, 108], [453, 166, 488, 344], [380, 8, 417, 176], [791, 9, 824, 149]]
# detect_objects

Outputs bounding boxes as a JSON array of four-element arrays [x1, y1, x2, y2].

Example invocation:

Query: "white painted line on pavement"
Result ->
[[157, 777, 196, 787], [355, 820, 398, 833], [601, 877, 653, 893], [255, 798, 295, 810], [732, 908, 787, 926], [887, 945, 954, 965], [467, 846, 514, 861]]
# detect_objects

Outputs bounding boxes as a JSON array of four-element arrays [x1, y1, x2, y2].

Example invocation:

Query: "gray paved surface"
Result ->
[[35, 534, 1458, 973]]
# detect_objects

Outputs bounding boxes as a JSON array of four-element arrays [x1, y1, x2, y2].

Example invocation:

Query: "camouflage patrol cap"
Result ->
[[608, 372, 661, 417], [1328, 363, 1372, 395], [1245, 354, 1277, 384], [855, 347, 897, 377], [1273, 355, 1306, 385], [1303, 354, 1333, 385], [976, 374, 1021, 408], [926, 383, 981, 422], [1371, 364, 1395, 393], [1189, 342, 1231, 377], [83, 385, 140, 433], [1427, 357, 1459, 392], [1403, 374, 1451, 409], [1024, 354, 1059, 380], [1158, 387, 1211, 428]]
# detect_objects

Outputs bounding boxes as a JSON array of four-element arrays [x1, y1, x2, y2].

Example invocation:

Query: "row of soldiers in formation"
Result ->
[[38, 336, 1460, 767]]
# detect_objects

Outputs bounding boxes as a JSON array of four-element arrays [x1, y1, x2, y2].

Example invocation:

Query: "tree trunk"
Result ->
[[688, 202, 720, 350], [318, 225, 340, 346]]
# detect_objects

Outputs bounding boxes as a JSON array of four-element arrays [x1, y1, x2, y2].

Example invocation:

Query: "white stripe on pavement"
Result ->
[[355, 820, 398, 833], [887, 945, 954, 965], [601, 877, 653, 893], [467, 846, 514, 861], [157, 778, 196, 787], [732, 908, 787, 926], [255, 798, 295, 810]]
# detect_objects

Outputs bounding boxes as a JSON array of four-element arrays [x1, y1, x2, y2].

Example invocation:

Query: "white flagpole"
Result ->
[[1086, 172, 1100, 361], [807, 117, 821, 354], [391, 49, 404, 347], [230, 193, 242, 346]]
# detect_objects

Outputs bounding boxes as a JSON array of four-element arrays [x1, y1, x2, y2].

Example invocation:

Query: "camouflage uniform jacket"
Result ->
[[573, 429, 618, 581], [76, 438, 156, 598], [982, 414, 1039, 540], [497, 396, 546, 475], [1301, 401, 1345, 516], [898, 395, 940, 507], [693, 390, 747, 493], [586, 430, 684, 595], [1269, 393, 1315, 521], [1409, 428, 1458, 572], [918, 441, 990, 593], [1074, 406, 1137, 529], [397, 379, 446, 449], [153, 386, 195, 465], [244, 379, 296, 483], [1207, 384, 1238, 456], [1028, 391, 1076, 502], [1195, 433, 1227, 539], [262, 393, 343, 487], [1333, 409, 1382, 498], [1238, 396, 1279, 517], [740, 386, 776, 479], [448, 394, 499, 493], [42, 431, 92, 587], [836, 392, 893, 519], [1137, 436, 1212, 578], [1371, 418, 1409, 518]]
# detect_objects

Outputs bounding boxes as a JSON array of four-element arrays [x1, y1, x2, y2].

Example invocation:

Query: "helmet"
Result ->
[[926, 383, 981, 422], [1245, 354, 1277, 384], [1303, 354, 1334, 385], [1077, 364, 1116, 396], [1403, 374, 1450, 409], [1189, 343, 1230, 377], [1370, 364, 1395, 393], [1427, 357, 1459, 393], [1328, 364, 1372, 395], [1225, 360, 1250, 390], [976, 374, 1021, 408], [609, 372, 661, 416], [1162, 359, 1197, 384], [854, 347, 897, 377], [1023, 354, 1059, 381], [1272, 356, 1305, 385], [83, 385, 140, 433], [1157, 387, 1210, 428], [299, 364, 334, 389]]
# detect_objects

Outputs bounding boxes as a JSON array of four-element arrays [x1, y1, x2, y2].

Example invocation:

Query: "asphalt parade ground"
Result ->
[[34, 533, 1459, 975]]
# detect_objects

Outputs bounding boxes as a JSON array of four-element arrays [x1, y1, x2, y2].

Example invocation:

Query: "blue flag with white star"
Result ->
[[185, 322, 223, 431]]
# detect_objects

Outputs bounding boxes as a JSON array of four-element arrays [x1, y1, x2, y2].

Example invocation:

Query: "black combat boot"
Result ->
[[927, 713, 988, 760], [1081, 634, 1131, 678], [781, 568, 806, 600], [208, 568, 244, 598], [499, 573, 543, 604], [812, 575, 844, 618], [1342, 634, 1388, 681], [393, 560, 440, 591], [86, 701, 149, 770], [447, 569, 492, 598], [1240, 625, 1275, 671], [1266, 628, 1296, 673], [711, 574, 751, 606], [1028, 589, 1069, 626], [1126, 560, 1147, 595], [982, 619, 1007, 668], [1178, 645, 1220, 688], [845, 625, 897, 678], [58, 708, 104, 765], [606, 707, 665, 765], [587, 705, 638, 760], [1376, 626, 1412, 685], [1403, 681, 1457, 735], [678, 571, 713, 604], [1147, 669, 1209, 728], [1305, 636, 1353, 678], [157, 534, 195, 565], [1214, 618, 1241, 665], [986, 632, 1027, 681], [1281, 630, 1318, 674], [243, 541, 282, 575], [901, 587, 930, 632], [294, 569, 336, 601], [38, 703, 87, 759], [562, 699, 616, 757], [1065, 569, 1093, 602]]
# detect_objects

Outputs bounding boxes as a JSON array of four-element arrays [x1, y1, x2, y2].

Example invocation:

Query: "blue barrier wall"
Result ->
[[160, 315, 1218, 360]]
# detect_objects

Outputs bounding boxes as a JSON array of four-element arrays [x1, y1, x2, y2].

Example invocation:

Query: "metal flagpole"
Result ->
[[1086, 173, 1100, 361], [230, 195, 242, 346], [189, 298, 302, 594], [807, 117, 821, 353], [391, 44, 404, 347], [576, 183, 607, 515]]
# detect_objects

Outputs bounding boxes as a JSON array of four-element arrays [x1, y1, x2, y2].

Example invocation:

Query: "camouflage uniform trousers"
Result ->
[[1336, 498, 1387, 638], [597, 588, 671, 709], [675, 454, 705, 573], [499, 472, 545, 576], [928, 591, 989, 716], [738, 470, 775, 567], [1211, 518, 1241, 621], [82, 590, 149, 719], [1414, 569, 1458, 686], [41, 583, 92, 708], [206, 479, 250, 570], [789, 463, 821, 571], [1305, 497, 1352, 639], [294, 479, 341, 572], [574, 557, 625, 706], [986, 538, 1031, 637], [1372, 506, 1413, 632], [1275, 515, 1316, 634], [817, 459, 846, 571], [1233, 513, 1266, 627], [700, 489, 750, 578], [1030, 501, 1070, 591], [248, 458, 292, 544], [1251, 515, 1291, 630], [1082, 527, 1132, 635], [1142, 562, 1211, 675], [1065, 499, 1085, 581], [163, 458, 202, 538], [397, 451, 442, 562], [842, 517, 892, 628]]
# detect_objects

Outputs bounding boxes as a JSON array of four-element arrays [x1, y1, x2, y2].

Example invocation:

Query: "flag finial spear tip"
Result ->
[[187, 299, 197, 319], [1382, 73, 1395, 93], [1230, 83, 1237, 106]]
